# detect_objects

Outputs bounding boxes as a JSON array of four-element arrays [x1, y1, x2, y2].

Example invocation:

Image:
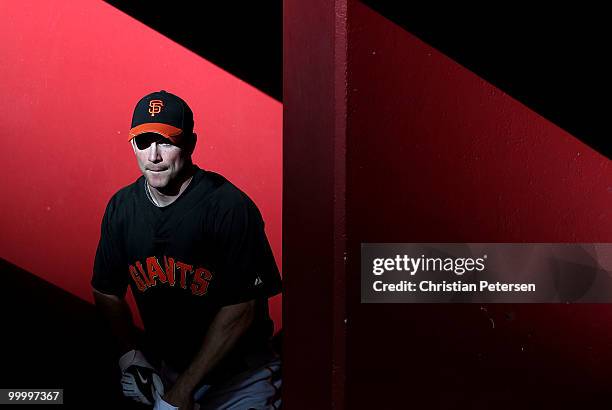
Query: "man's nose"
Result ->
[[148, 142, 162, 162]]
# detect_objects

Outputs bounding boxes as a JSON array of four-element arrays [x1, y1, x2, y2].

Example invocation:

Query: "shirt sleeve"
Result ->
[[91, 197, 129, 297], [212, 195, 282, 306]]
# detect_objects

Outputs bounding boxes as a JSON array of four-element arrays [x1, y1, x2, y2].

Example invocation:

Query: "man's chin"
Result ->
[[145, 174, 169, 189]]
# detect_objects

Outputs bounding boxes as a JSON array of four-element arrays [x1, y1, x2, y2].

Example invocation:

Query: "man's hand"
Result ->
[[154, 301, 254, 409], [119, 349, 165, 405], [161, 382, 195, 410], [153, 394, 182, 410]]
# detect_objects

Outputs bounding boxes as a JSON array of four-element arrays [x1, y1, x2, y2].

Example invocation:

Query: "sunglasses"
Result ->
[[132, 133, 178, 150]]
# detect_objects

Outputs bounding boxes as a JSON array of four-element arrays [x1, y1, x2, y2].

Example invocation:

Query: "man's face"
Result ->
[[131, 133, 191, 190]]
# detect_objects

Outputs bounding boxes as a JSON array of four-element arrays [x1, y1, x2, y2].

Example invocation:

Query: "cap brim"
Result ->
[[129, 123, 183, 144]]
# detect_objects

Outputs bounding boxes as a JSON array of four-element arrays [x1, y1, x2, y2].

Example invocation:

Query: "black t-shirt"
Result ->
[[92, 165, 282, 381]]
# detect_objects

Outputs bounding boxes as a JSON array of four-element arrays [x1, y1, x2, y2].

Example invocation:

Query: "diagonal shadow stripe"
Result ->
[[0, 257, 146, 409], [104, 1, 282, 101], [361, 1, 611, 158]]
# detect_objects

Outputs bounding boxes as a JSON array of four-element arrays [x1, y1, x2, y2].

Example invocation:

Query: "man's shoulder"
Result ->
[[108, 176, 143, 205], [202, 170, 257, 212], [103, 176, 143, 221]]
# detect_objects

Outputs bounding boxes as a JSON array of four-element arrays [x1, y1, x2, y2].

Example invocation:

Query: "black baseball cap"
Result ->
[[129, 90, 194, 144]]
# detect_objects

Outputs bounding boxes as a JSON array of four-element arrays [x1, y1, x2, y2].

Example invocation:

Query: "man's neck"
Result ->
[[148, 165, 196, 207]]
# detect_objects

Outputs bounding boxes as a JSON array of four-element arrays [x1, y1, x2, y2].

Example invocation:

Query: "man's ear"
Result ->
[[189, 133, 197, 154]]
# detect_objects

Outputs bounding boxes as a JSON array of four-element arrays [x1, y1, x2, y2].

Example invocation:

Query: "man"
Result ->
[[92, 90, 282, 410]]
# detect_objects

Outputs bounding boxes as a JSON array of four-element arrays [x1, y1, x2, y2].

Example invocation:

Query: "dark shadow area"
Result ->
[[0, 258, 145, 409], [104, 1, 282, 101], [361, 1, 611, 158]]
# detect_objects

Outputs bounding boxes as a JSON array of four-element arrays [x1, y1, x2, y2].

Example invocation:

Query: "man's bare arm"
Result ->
[[92, 288, 138, 356], [164, 300, 256, 407]]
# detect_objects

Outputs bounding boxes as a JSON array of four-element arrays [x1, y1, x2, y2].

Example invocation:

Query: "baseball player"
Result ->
[[92, 90, 282, 410]]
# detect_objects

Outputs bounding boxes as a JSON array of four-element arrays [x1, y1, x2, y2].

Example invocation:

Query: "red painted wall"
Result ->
[[0, 1, 282, 330], [346, 3, 612, 408]]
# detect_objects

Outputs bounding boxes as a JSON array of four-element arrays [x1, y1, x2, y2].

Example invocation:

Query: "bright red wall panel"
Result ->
[[0, 1, 282, 330]]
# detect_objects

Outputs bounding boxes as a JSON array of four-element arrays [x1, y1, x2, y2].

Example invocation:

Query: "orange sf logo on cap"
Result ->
[[148, 99, 164, 116]]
